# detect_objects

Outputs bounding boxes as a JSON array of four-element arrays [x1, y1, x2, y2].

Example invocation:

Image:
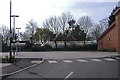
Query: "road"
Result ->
[[4, 57, 119, 79]]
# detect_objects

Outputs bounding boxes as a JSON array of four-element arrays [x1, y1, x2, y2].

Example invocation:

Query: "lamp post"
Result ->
[[9, 0, 12, 62], [16, 27, 21, 52], [9, 0, 19, 62], [11, 15, 19, 39], [11, 15, 19, 55]]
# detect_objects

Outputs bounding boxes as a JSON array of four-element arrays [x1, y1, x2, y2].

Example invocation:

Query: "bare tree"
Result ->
[[89, 18, 109, 42], [1, 25, 9, 43], [91, 24, 103, 43], [43, 16, 61, 48], [58, 12, 73, 48], [25, 19, 39, 43], [58, 12, 73, 33], [77, 16, 93, 45], [20, 32, 30, 41], [43, 16, 61, 34], [99, 18, 109, 32], [77, 16, 93, 34], [43, 12, 73, 34]]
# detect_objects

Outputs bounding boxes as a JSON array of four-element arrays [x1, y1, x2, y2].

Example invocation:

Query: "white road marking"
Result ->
[[104, 58, 116, 61], [0, 59, 44, 77], [63, 60, 73, 63], [77, 59, 88, 62], [90, 59, 101, 62], [116, 57, 120, 60], [48, 61, 57, 63], [31, 61, 41, 63], [64, 72, 74, 80]]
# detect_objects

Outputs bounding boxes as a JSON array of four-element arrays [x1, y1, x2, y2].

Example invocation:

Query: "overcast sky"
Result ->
[[0, 0, 119, 32]]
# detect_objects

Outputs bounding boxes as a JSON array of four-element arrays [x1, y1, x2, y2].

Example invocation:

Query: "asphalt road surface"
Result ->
[[4, 57, 120, 79]]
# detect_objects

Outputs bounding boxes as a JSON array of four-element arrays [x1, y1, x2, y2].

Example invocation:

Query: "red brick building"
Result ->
[[98, 7, 120, 53]]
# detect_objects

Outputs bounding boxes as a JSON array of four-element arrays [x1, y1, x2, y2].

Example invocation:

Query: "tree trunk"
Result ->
[[64, 40, 67, 48], [54, 40, 57, 48], [84, 40, 85, 45]]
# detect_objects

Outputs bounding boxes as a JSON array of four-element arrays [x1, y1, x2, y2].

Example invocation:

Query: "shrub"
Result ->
[[2, 43, 9, 52], [52, 44, 98, 51], [23, 42, 34, 51], [5, 55, 9, 60], [31, 44, 53, 51], [32, 44, 43, 51], [99, 48, 116, 52], [83, 44, 98, 51], [4, 55, 15, 62], [43, 44, 52, 51]]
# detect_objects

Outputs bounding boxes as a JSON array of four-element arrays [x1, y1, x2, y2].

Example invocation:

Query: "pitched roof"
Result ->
[[97, 22, 115, 41], [113, 8, 120, 15], [97, 7, 120, 41]]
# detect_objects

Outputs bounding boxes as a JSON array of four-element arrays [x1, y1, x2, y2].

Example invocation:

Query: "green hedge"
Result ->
[[31, 44, 52, 51], [2, 42, 98, 52], [2, 43, 10, 52], [22, 43, 98, 51], [53, 44, 98, 51]]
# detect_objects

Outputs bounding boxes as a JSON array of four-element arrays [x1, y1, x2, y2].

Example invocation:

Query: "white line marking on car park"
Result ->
[[63, 60, 73, 63], [64, 72, 74, 80], [48, 61, 58, 63], [31, 61, 41, 63], [116, 57, 120, 60], [77, 59, 88, 62], [0, 59, 44, 77], [104, 58, 116, 61], [90, 59, 101, 62]]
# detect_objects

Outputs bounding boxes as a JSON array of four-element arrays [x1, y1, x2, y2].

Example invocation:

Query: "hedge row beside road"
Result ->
[[2, 42, 98, 52]]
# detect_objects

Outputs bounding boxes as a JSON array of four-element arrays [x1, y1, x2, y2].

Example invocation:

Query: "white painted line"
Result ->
[[104, 58, 116, 61], [48, 61, 57, 63], [116, 57, 120, 60], [0, 59, 44, 77], [31, 61, 41, 63], [77, 59, 88, 63], [63, 60, 73, 63], [90, 59, 101, 62], [64, 72, 74, 80]]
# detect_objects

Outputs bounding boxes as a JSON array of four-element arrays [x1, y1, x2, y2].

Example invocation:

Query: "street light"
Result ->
[[9, 0, 12, 62], [11, 15, 19, 56], [16, 27, 21, 52], [11, 15, 19, 39], [9, 0, 19, 62]]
